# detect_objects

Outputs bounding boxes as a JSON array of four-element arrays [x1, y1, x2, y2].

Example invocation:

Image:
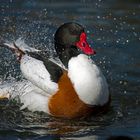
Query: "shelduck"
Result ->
[[0, 22, 110, 118]]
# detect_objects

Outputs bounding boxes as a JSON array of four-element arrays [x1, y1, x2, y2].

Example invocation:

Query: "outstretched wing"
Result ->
[[2, 38, 65, 95], [3, 38, 40, 53], [20, 55, 60, 95], [26, 51, 65, 83]]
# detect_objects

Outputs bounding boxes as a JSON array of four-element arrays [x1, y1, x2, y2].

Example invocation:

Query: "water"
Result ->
[[0, 0, 140, 140]]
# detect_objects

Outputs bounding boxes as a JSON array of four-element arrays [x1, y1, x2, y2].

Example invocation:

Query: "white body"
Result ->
[[0, 39, 109, 113], [0, 80, 50, 113], [68, 54, 109, 106], [20, 55, 58, 94]]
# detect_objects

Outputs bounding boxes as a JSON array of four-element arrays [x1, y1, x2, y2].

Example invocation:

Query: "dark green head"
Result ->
[[54, 22, 96, 67]]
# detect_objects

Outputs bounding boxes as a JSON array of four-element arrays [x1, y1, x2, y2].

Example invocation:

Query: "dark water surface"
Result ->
[[0, 0, 140, 140]]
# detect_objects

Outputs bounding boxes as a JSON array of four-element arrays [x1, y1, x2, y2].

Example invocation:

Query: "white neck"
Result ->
[[68, 54, 109, 106]]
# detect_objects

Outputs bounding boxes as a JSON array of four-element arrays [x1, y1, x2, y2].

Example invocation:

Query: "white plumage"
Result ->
[[0, 39, 57, 113], [20, 55, 58, 95], [68, 54, 109, 106], [4, 38, 40, 52], [0, 80, 50, 113], [0, 37, 109, 113]]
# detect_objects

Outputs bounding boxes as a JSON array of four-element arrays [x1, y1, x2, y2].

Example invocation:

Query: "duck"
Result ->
[[0, 22, 110, 119]]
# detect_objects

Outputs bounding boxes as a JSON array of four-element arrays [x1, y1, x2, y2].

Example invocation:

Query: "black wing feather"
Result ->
[[26, 51, 63, 83]]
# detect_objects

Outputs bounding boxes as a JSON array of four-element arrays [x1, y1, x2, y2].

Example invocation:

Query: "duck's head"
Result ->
[[54, 22, 96, 67]]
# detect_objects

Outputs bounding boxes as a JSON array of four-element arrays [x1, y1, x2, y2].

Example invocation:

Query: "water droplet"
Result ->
[[113, 18, 117, 21], [133, 32, 137, 37], [132, 12, 136, 15], [124, 91, 127, 94], [100, 28, 103, 31], [124, 81, 127, 85], [103, 42, 106, 46], [119, 81, 123, 84]]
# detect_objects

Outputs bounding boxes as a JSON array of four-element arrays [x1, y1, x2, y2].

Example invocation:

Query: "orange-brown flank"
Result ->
[[48, 71, 110, 119]]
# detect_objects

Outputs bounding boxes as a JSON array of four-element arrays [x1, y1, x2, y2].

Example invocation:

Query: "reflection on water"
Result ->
[[0, 0, 140, 140]]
